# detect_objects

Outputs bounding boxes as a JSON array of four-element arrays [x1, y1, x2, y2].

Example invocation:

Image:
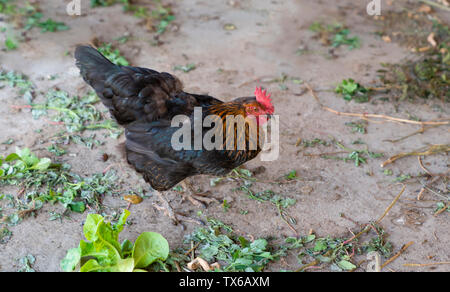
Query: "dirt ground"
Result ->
[[0, 0, 449, 272]]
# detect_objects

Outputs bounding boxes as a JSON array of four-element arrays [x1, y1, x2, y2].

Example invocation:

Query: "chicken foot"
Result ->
[[180, 180, 218, 207], [153, 190, 180, 225]]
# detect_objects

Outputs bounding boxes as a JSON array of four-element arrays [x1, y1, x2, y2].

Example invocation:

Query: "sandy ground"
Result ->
[[0, 0, 449, 272]]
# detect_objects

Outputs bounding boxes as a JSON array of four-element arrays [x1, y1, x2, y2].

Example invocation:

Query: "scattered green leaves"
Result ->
[[0, 69, 34, 100], [184, 218, 281, 272], [0, 148, 119, 218], [29, 90, 123, 140]]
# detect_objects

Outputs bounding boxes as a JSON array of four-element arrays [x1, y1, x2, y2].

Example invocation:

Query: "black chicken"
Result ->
[[75, 45, 274, 222]]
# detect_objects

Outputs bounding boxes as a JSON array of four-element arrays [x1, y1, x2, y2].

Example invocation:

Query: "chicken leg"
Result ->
[[180, 180, 218, 207]]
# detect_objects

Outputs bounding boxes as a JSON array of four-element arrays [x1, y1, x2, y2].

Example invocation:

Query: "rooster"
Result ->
[[75, 46, 274, 222]]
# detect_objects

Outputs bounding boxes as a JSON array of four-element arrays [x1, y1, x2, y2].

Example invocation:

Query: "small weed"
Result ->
[[335, 79, 370, 103], [4, 37, 18, 50], [322, 141, 383, 167], [285, 170, 297, 180], [331, 29, 360, 50], [393, 174, 411, 182], [345, 120, 367, 134], [222, 199, 230, 212], [173, 63, 196, 73], [383, 169, 393, 176], [17, 254, 36, 272], [37, 18, 69, 33], [0, 226, 12, 244], [309, 22, 360, 50], [299, 138, 330, 148], [47, 144, 66, 157]]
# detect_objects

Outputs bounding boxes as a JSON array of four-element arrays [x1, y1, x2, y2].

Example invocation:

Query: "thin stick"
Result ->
[[184, 241, 201, 256], [381, 144, 450, 168], [376, 185, 406, 224], [434, 202, 450, 216], [383, 125, 439, 143], [295, 250, 332, 272], [417, 188, 426, 201], [418, 156, 434, 177], [306, 83, 450, 126], [380, 241, 414, 270], [419, 0, 450, 12], [403, 262, 450, 267]]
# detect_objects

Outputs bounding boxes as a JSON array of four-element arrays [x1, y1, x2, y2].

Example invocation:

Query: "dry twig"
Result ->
[[381, 144, 449, 168], [380, 241, 414, 270], [306, 83, 449, 126]]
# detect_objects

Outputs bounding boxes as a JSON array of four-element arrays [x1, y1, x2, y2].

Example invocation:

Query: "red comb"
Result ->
[[255, 87, 274, 114]]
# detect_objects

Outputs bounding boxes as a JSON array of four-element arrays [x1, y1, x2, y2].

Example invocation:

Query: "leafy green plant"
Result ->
[[61, 210, 170, 272], [335, 79, 370, 103]]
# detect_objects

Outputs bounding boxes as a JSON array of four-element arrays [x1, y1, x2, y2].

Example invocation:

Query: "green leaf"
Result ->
[[112, 258, 135, 272], [250, 239, 267, 251], [68, 201, 86, 213], [97, 219, 122, 253], [313, 239, 328, 252], [30, 158, 51, 170], [132, 232, 169, 268], [80, 259, 104, 272], [79, 240, 114, 265], [113, 209, 130, 236], [60, 247, 81, 272], [83, 214, 103, 242], [337, 259, 356, 270], [5, 38, 18, 51], [5, 153, 20, 162], [121, 239, 134, 258]]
